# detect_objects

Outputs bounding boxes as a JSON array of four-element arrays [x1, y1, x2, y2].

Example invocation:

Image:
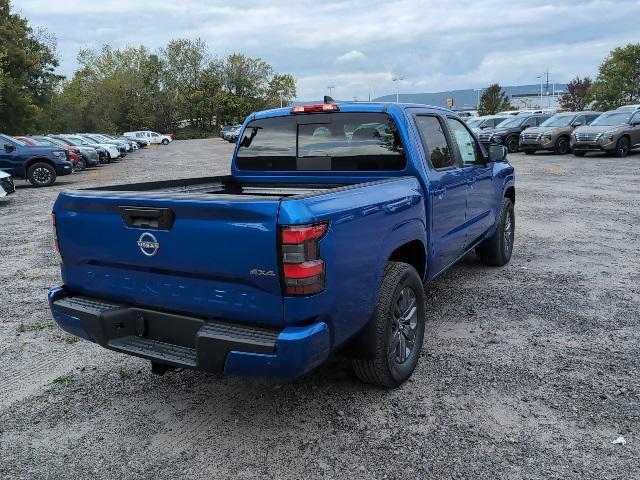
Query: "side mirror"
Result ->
[[521, 125, 529, 131], [4, 144, 15, 153], [572, 122, 582, 127], [489, 145, 508, 163]]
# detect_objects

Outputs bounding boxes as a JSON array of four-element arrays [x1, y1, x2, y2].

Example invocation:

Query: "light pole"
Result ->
[[392, 77, 404, 103], [327, 85, 336, 97], [277, 90, 284, 108], [474, 88, 484, 109]]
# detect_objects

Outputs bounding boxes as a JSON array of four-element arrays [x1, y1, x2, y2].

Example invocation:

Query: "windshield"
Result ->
[[466, 118, 483, 127], [81, 135, 101, 142], [31, 137, 58, 146], [494, 116, 524, 128], [591, 112, 631, 126], [236, 112, 405, 171], [540, 115, 575, 127], [10, 137, 26, 146], [52, 137, 73, 146], [66, 136, 87, 145]]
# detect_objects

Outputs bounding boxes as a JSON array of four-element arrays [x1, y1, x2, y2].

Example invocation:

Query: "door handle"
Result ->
[[432, 186, 446, 197]]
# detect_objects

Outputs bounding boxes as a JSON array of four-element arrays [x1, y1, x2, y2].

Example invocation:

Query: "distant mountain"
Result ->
[[372, 84, 567, 110]]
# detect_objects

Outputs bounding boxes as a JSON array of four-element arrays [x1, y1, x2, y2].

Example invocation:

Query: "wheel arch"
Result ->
[[25, 156, 56, 174], [504, 185, 515, 205], [388, 240, 427, 281]]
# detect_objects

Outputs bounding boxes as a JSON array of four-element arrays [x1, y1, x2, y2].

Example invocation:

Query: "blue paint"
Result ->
[[48, 102, 515, 381]]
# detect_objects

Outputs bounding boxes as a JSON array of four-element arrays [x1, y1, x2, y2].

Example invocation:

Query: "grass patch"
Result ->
[[52, 373, 75, 385], [15, 268, 45, 282], [65, 335, 80, 344], [16, 320, 54, 332], [118, 368, 130, 379]]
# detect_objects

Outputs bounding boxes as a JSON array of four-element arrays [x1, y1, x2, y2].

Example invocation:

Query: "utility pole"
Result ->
[[327, 85, 336, 97]]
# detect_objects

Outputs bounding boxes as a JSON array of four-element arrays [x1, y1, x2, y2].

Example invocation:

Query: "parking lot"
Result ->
[[1, 139, 639, 479]]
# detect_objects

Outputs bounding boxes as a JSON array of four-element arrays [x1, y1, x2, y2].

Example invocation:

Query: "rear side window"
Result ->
[[236, 112, 406, 171], [414, 116, 455, 170]]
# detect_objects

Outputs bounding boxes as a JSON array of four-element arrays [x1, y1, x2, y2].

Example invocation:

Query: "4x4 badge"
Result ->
[[250, 269, 275, 277], [137, 232, 160, 257]]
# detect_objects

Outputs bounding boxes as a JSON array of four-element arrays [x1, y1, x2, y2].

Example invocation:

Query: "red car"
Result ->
[[15, 136, 83, 171]]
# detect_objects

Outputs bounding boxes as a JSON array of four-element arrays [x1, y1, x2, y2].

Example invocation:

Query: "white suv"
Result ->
[[124, 131, 172, 145]]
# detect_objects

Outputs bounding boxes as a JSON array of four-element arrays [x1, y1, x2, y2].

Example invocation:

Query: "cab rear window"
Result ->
[[236, 112, 406, 171]]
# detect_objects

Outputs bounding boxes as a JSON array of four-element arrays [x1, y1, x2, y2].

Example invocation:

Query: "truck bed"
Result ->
[[84, 175, 349, 199]]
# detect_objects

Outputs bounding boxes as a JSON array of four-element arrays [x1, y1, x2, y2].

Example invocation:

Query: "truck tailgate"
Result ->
[[54, 192, 283, 327]]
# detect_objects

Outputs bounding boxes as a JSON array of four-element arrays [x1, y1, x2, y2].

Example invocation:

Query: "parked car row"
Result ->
[[468, 104, 640, 157], [0, 130, 173, 191]]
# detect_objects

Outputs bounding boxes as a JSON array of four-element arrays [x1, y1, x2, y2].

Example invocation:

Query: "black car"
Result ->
[[477, 114, 552, 153]]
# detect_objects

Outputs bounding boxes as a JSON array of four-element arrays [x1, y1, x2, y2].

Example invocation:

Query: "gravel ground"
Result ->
[[1, 140, 639, 479]]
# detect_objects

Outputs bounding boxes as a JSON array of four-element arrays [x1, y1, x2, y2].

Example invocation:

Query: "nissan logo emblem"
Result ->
[[137, 232, 160, 257]]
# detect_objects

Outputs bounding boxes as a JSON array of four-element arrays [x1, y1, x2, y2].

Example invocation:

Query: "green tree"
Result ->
[[478, 83, 512, 116], [559, 76, 593, 111], [266, 74, 297, 108], [0, 0, 62, 133], [589, 43, 640, 110], [50, 39, 297, 136]]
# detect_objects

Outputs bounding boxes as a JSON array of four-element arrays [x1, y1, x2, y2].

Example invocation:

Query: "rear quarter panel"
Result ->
[[279, 177, 425, 347]]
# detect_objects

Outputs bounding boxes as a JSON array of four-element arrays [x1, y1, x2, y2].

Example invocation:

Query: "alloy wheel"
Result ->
[[388, 286, 418, 365], [33, 167, 51, 185]]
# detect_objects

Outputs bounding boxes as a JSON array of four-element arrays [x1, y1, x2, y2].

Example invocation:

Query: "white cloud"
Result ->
[[336, 50, 366, 63], [12, 0, 640, 100]]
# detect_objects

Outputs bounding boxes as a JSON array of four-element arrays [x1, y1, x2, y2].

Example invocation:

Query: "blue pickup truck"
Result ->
[[48, 102, 515, 387], [0, 134, 73, 187]]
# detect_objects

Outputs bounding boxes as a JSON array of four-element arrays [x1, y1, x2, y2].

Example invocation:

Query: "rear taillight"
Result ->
[[280, 222, 328, 295], [51, 212, 60, 257]]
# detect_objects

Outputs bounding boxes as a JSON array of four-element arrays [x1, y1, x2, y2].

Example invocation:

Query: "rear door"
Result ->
[[55, 193, 284, 327], [413, 114, 468, 274]]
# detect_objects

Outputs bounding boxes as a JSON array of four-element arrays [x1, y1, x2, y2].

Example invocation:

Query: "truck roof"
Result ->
[[251, 102, 455, 121]]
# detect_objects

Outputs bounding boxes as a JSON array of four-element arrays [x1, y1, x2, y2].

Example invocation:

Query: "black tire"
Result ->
[[573, 151, 586, 157], [506, 136, 519, 153], [352, 261, 426, 388], [74, 158, 86, 172], [523, 149, 536, 155], [614, 137, 630, 158], [475, 197, 515, 266], [554, 136, 570, 155], [162, 139, 169, 145], [27, 162, 57, 187]]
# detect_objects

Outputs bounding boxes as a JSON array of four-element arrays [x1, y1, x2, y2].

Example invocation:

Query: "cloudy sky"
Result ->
[[13, 0, 640, 100]]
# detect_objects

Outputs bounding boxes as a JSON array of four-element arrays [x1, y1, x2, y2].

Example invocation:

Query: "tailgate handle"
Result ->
[[119, 207, 175, 230]]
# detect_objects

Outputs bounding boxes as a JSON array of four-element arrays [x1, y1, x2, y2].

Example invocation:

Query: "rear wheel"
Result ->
[[555, 137, 570, 155], [614, 137, 630, 157], [352, 261, 426, 388], [27, 162, 56, 187], [476, 197, 515, 266], [162, 139, 169, 145], [74, 158, 86, 171], [506, 136, 519, 153]]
